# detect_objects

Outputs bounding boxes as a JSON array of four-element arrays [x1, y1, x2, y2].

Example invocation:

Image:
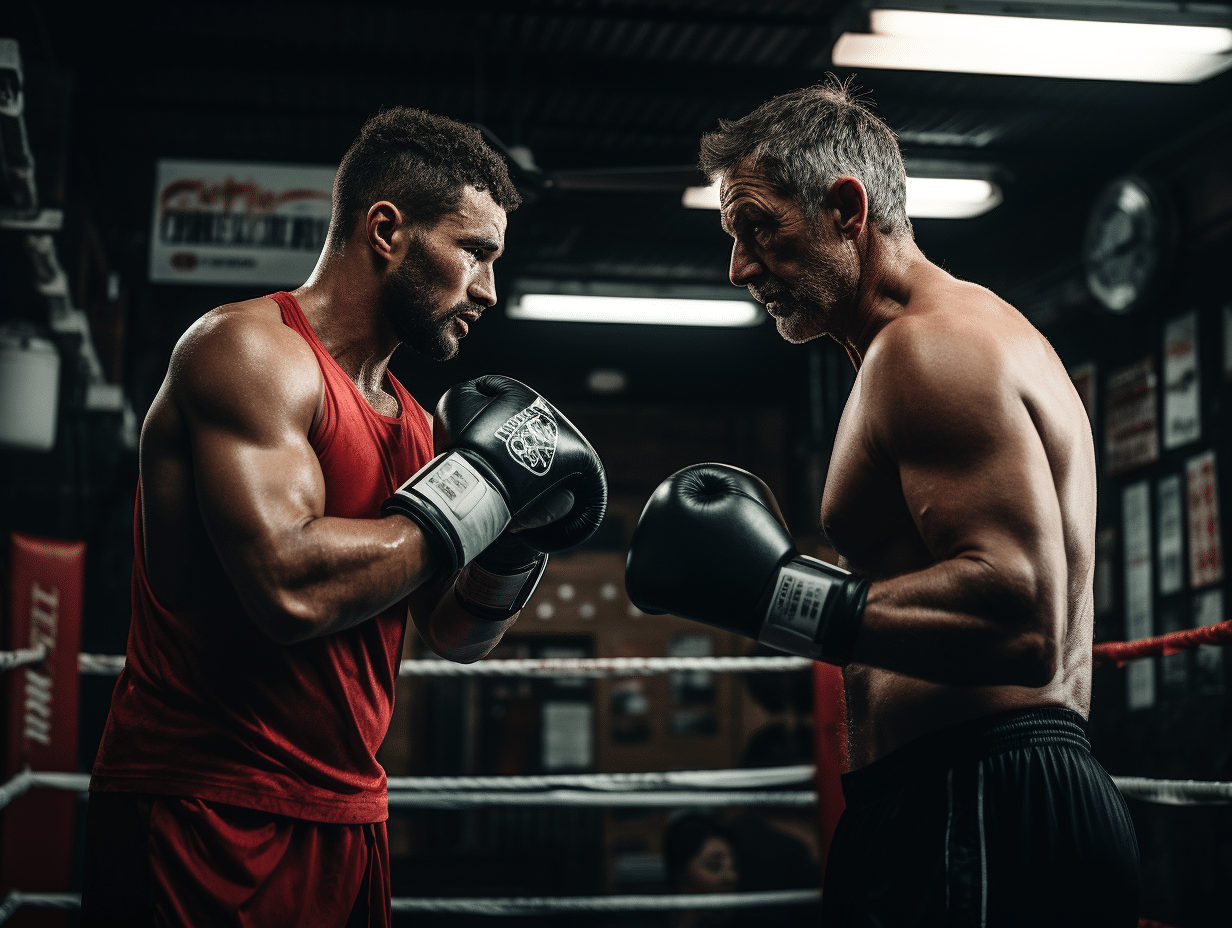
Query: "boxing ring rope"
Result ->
[[0, 645, 1223, 924], [73, 653, 817, 678], [0, 645, 46, 673], [0, 888, 823, 921], [1092, 618, 1232, 666]]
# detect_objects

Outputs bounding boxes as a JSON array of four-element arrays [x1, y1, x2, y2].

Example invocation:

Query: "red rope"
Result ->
[[1093, 619, 1232, 667]]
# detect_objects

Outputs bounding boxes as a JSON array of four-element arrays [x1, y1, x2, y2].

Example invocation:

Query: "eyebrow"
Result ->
[[460, 236, 504, 257]]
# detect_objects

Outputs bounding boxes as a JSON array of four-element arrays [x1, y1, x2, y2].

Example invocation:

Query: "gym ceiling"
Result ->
[[5, 0, 1232, 407]]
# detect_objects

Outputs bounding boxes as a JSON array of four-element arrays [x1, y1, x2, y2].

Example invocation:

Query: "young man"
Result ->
[[625, 81, 1140, 926], [82, 107, 605, 927]]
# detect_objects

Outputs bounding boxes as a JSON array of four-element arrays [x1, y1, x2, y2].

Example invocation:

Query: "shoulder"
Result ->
[[866, 280, 1021, 393], [169, 298, 323, 429], [861, 283, 1023, 448]]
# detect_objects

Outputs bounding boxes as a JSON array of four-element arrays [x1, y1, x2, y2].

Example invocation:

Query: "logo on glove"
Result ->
[[495, 397, 558, 475]]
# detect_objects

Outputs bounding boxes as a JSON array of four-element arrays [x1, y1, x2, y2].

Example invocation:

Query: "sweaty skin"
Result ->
[[721, 163, 1096, 768], [140, 186, 520, 660]]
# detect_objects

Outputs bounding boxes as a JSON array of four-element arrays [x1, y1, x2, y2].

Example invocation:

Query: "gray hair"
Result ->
[[699, 77, 911, 237]]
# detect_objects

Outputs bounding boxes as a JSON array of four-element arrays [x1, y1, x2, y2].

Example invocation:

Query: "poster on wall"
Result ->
[[1186, 450, 1224, 588], [1068, 361, 1096, 424], [1156, 474, 1184, 595], [1157, 605, 1188, 692], [1162, 311, 1200, 450], [1104, 357, 1159, 476], [1122, 480, 1155, 711], [149, 159, 336, 286], [1194, 589, 1225, 696]]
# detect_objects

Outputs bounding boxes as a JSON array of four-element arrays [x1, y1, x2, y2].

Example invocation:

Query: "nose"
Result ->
[[729, 238, 764, 288], [469, 264, 496, 308]]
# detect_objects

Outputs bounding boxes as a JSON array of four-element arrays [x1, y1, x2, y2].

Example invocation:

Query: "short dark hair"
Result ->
[[699, 77, 911, 237], [329, 106, 520, 249]]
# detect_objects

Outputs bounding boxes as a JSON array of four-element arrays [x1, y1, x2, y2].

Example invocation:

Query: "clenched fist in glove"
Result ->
[[625, 463, 867, 665], [383, 376, 607, 582]]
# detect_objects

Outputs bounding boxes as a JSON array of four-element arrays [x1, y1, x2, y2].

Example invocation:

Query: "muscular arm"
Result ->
[[174, 306, 439, 644], [849, 319, 1068, 686]]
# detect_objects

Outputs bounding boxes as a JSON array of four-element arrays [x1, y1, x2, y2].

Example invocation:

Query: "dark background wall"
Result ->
[[2, 1, 1231, 924]]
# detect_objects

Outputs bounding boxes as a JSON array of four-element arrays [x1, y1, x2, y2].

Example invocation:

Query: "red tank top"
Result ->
[[91, 292, 433, 823]]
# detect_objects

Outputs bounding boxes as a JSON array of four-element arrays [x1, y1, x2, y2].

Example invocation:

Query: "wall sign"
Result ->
[[1186, 450, 1224, 589], [1122, 480, 1155, 711], [1194, 589, 1225, 697], [1157, 474, 1184, 596], [149, 159, 335, 286], [1105, 356, 1159, 476], [1162, 311, 1200, 450]]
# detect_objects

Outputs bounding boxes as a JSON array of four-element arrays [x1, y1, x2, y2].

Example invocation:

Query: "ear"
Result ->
[[829, 177, 868, 241], [364, 200, 403, 264]]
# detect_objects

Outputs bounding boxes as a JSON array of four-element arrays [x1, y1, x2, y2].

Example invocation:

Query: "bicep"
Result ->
[[173, 321, 325, 588], [880, 355, 1062, 583]]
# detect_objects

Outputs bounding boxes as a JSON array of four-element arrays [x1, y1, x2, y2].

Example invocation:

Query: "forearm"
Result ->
[[853, 555, 1057, 686], [238, 513, 439, 643]]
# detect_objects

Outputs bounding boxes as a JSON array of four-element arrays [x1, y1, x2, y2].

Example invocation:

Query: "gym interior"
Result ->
[[1, 2, 1231, 926]]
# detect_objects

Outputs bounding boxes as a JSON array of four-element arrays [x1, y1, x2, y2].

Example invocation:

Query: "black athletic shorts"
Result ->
[[822, 707, 1140, 928]]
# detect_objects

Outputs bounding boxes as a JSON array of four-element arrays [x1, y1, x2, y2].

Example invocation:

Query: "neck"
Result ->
[[291, 245, 399, 395], [840, 231, 936, 368]]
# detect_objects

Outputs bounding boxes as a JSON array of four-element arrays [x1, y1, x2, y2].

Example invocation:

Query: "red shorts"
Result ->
[[79, 792, 390, 928]]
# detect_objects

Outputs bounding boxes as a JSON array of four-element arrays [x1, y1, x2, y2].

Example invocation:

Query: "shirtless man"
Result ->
[[625, 81, 1139, 926], [81, 107, 605, 927]]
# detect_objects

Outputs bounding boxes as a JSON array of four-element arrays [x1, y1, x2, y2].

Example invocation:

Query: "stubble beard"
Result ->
[[382, 239, 479, 362], [760, 235, 860, 345]]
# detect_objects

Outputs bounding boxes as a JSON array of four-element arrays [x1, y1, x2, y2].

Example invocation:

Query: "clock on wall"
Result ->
[[1082, 175, 1173, 315]]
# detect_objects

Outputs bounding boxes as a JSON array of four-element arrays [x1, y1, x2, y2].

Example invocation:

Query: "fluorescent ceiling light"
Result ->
[[832, 9, 1232, 83], [682, 184, 722, 209], [682, 175, 1002, 218], [905, 176, 1001, 218], [508, 293, 763, 326]]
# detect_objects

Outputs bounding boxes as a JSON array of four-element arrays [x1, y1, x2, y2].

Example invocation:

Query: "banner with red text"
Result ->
[[1, 533, 85, 927], [149, 159, 336, 286]]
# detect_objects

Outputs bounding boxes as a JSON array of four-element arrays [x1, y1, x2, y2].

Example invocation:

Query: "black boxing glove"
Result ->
[[384, 376, 607, 575], [624, 463, 868, 666]]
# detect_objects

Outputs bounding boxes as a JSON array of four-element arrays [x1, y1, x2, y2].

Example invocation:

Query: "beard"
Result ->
[[381, 238, 482, 362], [751, 232, 860, 345]]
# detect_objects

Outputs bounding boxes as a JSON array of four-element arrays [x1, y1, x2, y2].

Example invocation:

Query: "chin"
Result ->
[[776, 313, 826, 345]]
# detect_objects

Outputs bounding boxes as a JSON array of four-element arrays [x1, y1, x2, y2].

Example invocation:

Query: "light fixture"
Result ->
[[682, 174, 1002, 219], [905, 176, 1001, 218], [508, 293, 763, 326], [832, 9, 1232, 83]]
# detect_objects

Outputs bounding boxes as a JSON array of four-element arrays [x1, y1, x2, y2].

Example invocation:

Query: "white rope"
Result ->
[[0, 891, 80, 924], [0, 645, 46, 673], [399, 655, 814, 677], [0, 889, 820, 922], [6, 767, 1231, 810], [387, 790, 816, 809], [77, 653, 125, 675], [390, 889, 821, 915], [386, 765, 815, 792], [73, 653, 813, 678], [0, 770, 90, 812], [1112, 776, 1232, 805]]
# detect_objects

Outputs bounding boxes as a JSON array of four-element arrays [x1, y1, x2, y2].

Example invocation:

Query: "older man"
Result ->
[[626, 80, 1139, 926]]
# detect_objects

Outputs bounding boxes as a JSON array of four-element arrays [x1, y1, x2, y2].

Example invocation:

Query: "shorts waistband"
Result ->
[[840, 706, 1089, 806]]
